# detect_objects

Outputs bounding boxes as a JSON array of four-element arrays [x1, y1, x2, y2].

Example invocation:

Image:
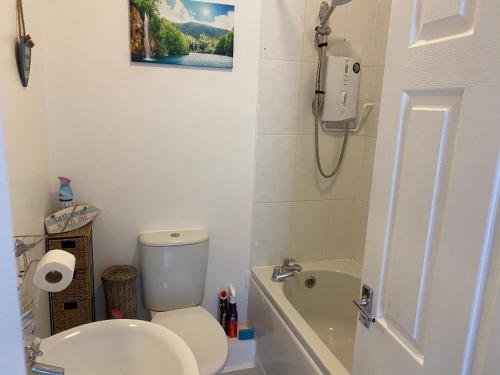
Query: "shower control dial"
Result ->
[[337, 90, 350, 106]]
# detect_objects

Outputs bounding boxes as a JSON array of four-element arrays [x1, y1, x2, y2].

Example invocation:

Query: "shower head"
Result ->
[[331, 0, 352, 6], [319, 0, 352, 27]]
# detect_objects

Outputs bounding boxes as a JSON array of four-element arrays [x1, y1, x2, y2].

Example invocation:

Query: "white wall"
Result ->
[[0, 0, 51, 338], [40, 0, 260, 322], [251, 0, 391, 267]]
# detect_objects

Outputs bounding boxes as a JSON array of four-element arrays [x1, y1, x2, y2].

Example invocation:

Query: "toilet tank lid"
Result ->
[[139, 229, 209, 247]]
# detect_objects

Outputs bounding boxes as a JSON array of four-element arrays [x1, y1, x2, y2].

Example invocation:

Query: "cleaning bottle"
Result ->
[[218, 290, 228, 333], [58, 176, 73, 208], [227, 285, 238, 338]]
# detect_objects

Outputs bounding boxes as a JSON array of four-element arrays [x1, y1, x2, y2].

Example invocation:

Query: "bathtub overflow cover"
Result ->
[[305, 276, 316, 289]]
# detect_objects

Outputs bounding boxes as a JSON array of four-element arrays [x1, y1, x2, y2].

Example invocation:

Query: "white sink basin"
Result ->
[[39, 319, 200, 375]]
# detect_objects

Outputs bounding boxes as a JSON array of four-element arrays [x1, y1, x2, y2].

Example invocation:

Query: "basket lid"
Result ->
[[101, 265, 138, 282]]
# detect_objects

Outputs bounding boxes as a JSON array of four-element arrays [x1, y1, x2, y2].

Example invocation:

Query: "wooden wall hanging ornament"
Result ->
[[45, 205, 101, 234], [17, 0, 35, 87]]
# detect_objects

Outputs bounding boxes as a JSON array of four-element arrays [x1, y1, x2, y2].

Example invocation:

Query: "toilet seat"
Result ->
[[151, 306, 228, 375]]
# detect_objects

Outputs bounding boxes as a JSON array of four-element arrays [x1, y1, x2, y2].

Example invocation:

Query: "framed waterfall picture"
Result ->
[[130, 0, 235, 69]]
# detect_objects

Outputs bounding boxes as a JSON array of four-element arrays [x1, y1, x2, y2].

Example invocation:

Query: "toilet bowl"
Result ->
[[139, 229, 228, 375]]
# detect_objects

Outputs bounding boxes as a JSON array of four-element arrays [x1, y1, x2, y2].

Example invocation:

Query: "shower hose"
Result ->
[[313, 32, 350, 179]]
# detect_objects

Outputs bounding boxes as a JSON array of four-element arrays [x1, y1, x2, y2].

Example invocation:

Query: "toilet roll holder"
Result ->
[[14, 234, 47, 278], [14, 234, 47, 258]]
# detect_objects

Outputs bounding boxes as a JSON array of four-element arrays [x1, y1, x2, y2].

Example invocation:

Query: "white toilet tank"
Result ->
[[139, 229, 209, 311]]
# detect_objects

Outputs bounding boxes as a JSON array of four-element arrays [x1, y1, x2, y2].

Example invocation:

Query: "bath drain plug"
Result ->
[[305, 276, 316, 288]]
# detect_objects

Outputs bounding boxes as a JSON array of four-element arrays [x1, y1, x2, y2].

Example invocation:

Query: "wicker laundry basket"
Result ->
[[101, 265, 138, 319]]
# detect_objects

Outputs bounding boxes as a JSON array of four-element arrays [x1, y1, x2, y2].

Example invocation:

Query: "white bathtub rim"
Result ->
[[251, 259, 362, 375]]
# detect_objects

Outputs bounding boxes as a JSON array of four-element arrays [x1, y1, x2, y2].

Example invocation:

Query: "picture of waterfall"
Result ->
[[130, 0, 235, 69]]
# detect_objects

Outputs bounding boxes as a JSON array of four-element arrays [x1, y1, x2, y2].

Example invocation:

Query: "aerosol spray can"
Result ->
[[219, 289, 228, 333]]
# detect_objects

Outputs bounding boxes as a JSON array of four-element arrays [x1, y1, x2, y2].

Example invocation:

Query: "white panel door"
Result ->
[[353, 0, 500, 374]]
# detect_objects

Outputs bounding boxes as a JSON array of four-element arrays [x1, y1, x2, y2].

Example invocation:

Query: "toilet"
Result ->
[[139, 229, 228, 375]]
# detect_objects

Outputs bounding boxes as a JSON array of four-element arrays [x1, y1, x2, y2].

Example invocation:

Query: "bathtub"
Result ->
[[248, 259, 362, 375]]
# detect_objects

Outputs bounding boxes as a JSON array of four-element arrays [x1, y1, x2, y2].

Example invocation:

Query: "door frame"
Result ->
[[0, 107, 26, 373]]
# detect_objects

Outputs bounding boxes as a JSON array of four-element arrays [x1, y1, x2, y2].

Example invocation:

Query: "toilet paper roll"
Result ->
[[34, 249, 76, 292]]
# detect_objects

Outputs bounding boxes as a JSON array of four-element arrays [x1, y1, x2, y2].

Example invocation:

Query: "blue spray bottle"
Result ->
[[58, 176, 73, 208]]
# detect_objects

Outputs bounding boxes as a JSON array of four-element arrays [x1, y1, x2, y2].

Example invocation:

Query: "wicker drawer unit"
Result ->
[[48, 238, 89, 268], [50, 268, 91, 302], [51, 299, 92, 333], [47, 223, 95, 334]]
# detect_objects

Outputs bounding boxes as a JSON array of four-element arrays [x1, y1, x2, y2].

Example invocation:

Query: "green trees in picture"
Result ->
[[151, 14, 190, 56], [130, 0, 235, 68], [131, 0, 190, 56], [215, 30, 234, 57]]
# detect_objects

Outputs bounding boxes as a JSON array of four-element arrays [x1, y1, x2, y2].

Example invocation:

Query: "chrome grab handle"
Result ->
[[353, 284, 376, 328], [353, 299, 376, 323]]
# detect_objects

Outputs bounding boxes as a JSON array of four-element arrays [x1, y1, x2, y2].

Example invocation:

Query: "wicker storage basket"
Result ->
[[101, 265, 138, 319], [52, 299, 92, 333]]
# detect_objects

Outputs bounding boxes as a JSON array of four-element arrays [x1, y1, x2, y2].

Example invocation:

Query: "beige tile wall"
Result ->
[[251, 0, 392, 267]]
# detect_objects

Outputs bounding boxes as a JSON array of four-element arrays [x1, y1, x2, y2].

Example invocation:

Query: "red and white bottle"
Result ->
[[227, 285, 238, 338]]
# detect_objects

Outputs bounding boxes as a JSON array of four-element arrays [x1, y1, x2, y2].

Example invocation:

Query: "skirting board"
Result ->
[[221, 337, 256, 373]]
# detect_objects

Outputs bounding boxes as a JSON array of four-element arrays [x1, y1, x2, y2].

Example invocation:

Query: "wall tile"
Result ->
[[297, 62, 317, 135], [255, 135, 297, 202], [371, 0, 393, 67], [258, 59, 301, 135], [327, 199, 356, 259], [329, 134, 364, 199], [291, 201, 329, 261], [356, 67, 375, 135], [293, 134, 335, 201], [357, 66, 384, 137], [260, 0, 306, 61], [365, 66, 385, 137], [358, 136, 377, 202], [343, 0, 378, 66], [352, 199, 370, 264], [251, 202, 293, 267], [294, 133, 364, 202]]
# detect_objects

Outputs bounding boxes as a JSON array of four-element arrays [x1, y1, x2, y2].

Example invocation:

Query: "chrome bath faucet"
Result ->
[[25, 336, 65, 375], [272, 258, 302, 282]]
